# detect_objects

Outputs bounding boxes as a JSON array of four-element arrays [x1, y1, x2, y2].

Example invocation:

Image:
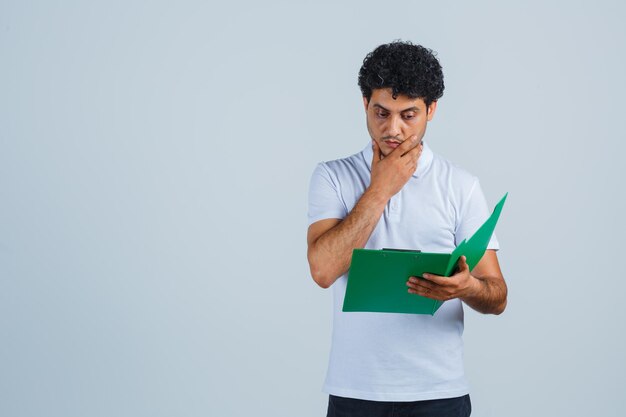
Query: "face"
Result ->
[[364, 88, 437, 157]]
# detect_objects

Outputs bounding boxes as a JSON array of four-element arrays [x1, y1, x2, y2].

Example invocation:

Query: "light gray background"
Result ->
[[1, 1, 625, 416]]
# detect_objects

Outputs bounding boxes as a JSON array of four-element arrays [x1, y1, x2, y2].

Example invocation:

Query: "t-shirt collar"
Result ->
[[362, 140, 434, 179]]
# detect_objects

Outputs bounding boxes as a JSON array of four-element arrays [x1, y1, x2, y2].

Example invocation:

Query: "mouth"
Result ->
[[383, 139, 402, 149]]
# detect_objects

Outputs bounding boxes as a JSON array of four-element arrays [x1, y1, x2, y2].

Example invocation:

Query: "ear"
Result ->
[[362, 96, 369, 112], [426, 101, 438, 121]]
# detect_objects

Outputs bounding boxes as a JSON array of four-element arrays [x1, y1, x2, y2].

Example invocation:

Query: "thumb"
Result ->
[[458, 255, 469, 271], [371, 140, 382, 166]]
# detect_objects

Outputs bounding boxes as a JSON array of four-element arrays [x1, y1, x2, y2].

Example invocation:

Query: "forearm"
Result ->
[[308, 188, 387, 288], [461, 275, 508, 315]]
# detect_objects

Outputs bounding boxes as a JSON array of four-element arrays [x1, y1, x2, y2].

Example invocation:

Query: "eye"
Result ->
[[376, 110, 389, 119], [402, 113, 416, 120]]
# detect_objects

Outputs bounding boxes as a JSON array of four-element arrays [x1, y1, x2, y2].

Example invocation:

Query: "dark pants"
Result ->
[[326, 394, 471, 417]]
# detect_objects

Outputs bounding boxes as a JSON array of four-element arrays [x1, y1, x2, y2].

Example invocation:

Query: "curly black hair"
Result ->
[[358, 40, 444, 106]]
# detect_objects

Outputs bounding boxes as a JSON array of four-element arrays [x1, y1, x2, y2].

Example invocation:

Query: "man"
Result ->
[[307, 41, 507, 417]]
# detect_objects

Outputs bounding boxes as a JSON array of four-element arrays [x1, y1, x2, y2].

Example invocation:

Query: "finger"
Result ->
[[402, 147, 423, 172], [420, 272, 448, 285], [407, 276, 434, 290], [395, 135, 419, 157], [407, 277, 437, 297], [404, 141, 423, 167], [403, 140, 423, 161]]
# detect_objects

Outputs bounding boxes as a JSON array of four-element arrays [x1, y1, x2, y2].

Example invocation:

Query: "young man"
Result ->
[[307, 41, 507, 417]]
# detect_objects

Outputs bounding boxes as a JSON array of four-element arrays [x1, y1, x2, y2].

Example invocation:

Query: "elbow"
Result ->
[[494, 284, 508, 315], [488, 278, 508, 315], [315, 278, 332, 289], [307, 252, 335, 289], [492, 298, 507, 315], [310, 266, 333, 289]]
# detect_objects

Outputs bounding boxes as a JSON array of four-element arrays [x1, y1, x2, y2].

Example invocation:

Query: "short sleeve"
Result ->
[[455, 180, 500, 250], [307, 162, 348, 226]]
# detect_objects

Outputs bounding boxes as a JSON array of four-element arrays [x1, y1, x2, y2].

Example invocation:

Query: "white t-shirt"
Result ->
[[308, 141, 499, 402]]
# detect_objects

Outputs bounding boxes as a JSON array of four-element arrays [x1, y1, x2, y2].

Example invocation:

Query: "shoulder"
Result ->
[[425, 149, 486, 227], [320, 149, 366, 174], [311, 147, 368, 183], [429, 151, 479, 192]]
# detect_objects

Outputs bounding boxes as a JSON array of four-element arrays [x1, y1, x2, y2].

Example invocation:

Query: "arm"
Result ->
[[307, 190, 386, 288], [307, 136, 423, 289], [406, 250, 508, 315]]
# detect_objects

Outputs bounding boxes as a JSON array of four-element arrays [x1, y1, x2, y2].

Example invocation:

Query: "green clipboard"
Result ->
[[342, 193, 508, 315]]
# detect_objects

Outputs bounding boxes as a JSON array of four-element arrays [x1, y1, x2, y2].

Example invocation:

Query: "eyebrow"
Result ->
[[372, 103, 420, 113]]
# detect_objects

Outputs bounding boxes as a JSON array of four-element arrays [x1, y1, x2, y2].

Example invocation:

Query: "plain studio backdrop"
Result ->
[[1, 1, 625, 416]]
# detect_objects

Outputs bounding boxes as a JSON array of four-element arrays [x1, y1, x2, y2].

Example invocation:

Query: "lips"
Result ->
[[384, 140, 402, 149]]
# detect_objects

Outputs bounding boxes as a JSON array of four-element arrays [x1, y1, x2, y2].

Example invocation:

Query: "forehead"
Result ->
[[369, 88, 426, 110]]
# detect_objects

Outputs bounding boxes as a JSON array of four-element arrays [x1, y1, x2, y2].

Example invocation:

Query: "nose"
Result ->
[[387, 115, 401, 137]]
